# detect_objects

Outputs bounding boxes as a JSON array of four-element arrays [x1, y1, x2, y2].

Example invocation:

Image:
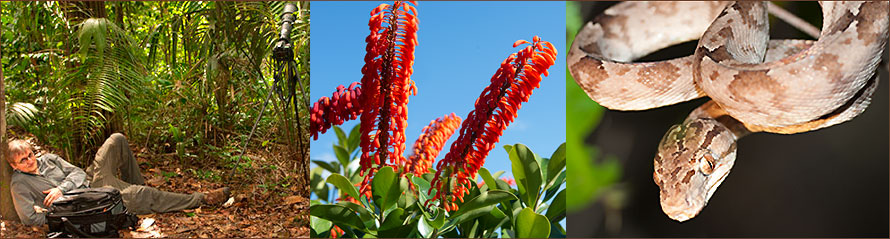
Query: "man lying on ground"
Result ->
[[6, 133, 230, 226]]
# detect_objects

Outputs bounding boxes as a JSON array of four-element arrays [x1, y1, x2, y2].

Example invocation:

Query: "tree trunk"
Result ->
[[60, 1, 107, 23], [1, 55, 18, 221]]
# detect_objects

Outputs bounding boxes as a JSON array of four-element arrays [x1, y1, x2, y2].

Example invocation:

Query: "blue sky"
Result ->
[[310, 1, 565, 191]]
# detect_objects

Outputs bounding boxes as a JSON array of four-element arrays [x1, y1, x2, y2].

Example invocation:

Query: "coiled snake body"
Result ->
[[569, 1, 888, 221]]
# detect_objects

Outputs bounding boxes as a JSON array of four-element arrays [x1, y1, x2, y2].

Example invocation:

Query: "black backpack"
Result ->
[[46, 187, 139, 238]]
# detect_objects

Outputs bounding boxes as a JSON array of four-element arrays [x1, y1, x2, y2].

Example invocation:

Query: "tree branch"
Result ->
[[767, 2, 821, 39]]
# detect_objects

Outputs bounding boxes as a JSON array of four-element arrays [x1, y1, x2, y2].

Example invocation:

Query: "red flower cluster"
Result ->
[[309, 82, 363, 140], [357, 1, 419, 198], [404, 113, 462, 177], [428, 36, 557, 211]]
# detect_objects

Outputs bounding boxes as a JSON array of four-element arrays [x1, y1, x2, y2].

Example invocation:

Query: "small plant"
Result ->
[[309, 1, 564, 238]]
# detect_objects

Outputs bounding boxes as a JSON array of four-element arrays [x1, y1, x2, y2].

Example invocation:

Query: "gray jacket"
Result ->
[[10, 154, 89, 226]]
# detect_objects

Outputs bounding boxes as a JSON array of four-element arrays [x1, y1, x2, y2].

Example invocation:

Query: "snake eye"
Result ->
[[699, 150, 716, 175]]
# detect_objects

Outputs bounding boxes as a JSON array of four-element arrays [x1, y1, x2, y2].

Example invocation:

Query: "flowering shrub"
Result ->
[[311, 125, 566, 238], [309, 1, 565, 238]]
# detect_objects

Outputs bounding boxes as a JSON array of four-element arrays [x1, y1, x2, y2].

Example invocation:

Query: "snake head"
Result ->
[[653, 117, 738, 222]]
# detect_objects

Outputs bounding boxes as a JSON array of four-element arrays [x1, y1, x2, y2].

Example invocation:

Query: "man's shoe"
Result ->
[[203, 187, 231, 206]]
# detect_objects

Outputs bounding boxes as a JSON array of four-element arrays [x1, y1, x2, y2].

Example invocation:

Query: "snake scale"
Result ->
[[568, 1, 888, 222]]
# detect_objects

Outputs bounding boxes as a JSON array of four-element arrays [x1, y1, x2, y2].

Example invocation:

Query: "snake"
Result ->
[[568, 1, 888, 222]]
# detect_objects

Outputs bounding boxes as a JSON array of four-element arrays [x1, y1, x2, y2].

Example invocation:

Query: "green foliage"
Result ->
[[565, 2, 623, 212], [188, 168, 221, 181], [515, 208, 550, 238], [507, 144, 544, 210], [371, 166, 400, 211], [2, 2, 308, 185], [309, 124, 566, 238]]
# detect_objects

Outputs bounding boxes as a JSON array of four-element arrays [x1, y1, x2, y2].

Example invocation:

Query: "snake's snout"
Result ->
[[661, 203, 698, 222], [660, 197, 703, 222]]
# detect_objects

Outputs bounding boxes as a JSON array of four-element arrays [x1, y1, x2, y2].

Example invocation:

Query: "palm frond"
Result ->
[[6, 102, 40, 129], [67, 18, 149, 147]]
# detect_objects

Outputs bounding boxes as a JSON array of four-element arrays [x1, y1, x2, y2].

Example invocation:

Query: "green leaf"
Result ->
[[503, 144, 514, 154], [477, 207, 509, 237], [336, 201, 374, 227], [542, 170, 565, 202], [309, 204, 366, 231], [417, 214, 435, 238], [478, 168, 498, 190], [492, 170, 505, 180], [509, 144, 544, 208], [379, 208, 406, 231], [334, 126, 348, 148], [422, 172, 435, 183], [310, 168, 330, 202], [380, 208, 416, 238], [416, 200, 447, 231], [541, 157, 551, 184], [333, 145, 351, 171], [313, 160, 339, 174], [398, 176, 415, 208], [310, 216, 333, 235], [467, 220, 481, 238], [412, 175, 433, 203], [427, 207, 446, 229], [515, 208, 551, 238], [326, 174, 360, 202], [446, 205, 497, 230], [547, 143, 566, 186], [545, 189, 566, 223], [450, 190, 517, 219], [372, 166, 401, 211], [347, 124, 362, 153]]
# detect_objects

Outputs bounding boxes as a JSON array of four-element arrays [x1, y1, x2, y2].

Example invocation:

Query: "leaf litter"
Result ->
[[1, 144, 309, 238]]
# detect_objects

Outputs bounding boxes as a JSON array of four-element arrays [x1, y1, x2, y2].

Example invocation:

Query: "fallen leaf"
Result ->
[[283, 196, 306, 205], [222, 197, 235, 207], [137, 218, 156, 231], [174, 226, 194, 234], [146, 177, 165, 186]]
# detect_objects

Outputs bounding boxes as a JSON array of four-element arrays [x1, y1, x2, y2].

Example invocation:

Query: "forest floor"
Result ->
[[0, 136, 309, 238]]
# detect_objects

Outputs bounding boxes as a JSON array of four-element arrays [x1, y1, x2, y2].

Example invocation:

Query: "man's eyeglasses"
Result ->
[[17, 151, 34, 165]]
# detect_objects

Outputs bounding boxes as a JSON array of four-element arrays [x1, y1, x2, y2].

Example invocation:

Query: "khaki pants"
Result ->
[[85, 133, 203, 214]]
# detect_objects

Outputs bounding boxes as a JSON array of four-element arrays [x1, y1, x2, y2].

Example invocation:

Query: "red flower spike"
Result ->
[[427, 36, 557, 211], [331, 225, 344, 238], [309, 82, 363, 140], [358, 1, 419, 197], [404, 113, 462, 177]]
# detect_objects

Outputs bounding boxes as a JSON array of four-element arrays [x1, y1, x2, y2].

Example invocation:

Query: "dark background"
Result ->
[[568, 2, 890, 237]]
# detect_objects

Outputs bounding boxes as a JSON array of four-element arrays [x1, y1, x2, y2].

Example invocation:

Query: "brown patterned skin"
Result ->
[[569, 1, 889, 222]]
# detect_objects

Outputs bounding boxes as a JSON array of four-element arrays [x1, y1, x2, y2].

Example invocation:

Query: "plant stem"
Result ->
[[430, 228, 440, 238]]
